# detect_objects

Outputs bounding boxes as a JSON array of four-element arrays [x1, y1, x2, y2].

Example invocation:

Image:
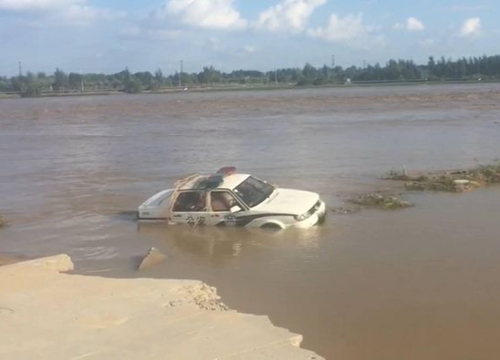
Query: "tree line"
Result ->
[[2, 55, 500, 97]]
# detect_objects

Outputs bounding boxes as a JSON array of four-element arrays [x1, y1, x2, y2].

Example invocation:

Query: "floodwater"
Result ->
[[1, 84, 500, 359]]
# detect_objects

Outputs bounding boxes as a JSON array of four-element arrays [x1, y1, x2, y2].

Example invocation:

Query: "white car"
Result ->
[[138, 167, 326, 230]]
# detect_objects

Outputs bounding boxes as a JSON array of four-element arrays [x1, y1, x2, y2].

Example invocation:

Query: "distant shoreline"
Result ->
[[1, 79, 499, 99]]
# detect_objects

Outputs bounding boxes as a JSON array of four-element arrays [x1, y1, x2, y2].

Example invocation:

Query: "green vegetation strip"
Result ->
[[3, 54, 500, 97]]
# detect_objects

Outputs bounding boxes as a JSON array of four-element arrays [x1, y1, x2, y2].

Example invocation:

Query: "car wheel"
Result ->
[[260, 223, 283, 232]]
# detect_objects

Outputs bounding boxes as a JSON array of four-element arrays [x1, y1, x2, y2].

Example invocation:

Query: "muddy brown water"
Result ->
[[1, 84, 500, 359]]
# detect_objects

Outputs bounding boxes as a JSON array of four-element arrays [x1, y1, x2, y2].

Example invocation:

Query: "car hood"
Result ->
[[250, 188, 319, 216]]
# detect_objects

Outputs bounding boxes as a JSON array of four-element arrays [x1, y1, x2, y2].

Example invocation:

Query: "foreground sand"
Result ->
[[0, 255, 322, 360]]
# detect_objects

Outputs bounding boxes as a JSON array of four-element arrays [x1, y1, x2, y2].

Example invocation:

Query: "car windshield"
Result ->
[[233, 176, 275, 208]]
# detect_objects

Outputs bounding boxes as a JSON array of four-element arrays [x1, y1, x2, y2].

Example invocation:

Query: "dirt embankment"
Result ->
[[0, 255, 323, 360]]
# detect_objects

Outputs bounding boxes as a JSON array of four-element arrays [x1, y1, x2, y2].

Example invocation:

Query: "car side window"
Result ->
[[173, 191, 206, 212], [210, 191, 237, 212]]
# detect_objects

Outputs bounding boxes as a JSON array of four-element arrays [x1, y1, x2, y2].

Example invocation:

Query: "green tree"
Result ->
[[134, 71, 154, 89], [198, 66, 220, 85], [301, 63, 317, 84], [53, 68, 68, 91], [68, 73, 83, 90], [12, 72, 42, 97], [154, 69, 164, 85], [123, 77, 142, 94]]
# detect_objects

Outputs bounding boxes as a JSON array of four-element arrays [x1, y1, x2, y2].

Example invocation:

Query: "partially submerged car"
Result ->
[[138, 167, 326, 230]]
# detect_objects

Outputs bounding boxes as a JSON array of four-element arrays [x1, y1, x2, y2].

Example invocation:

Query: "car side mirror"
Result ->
[[230, 205, 242, 213]]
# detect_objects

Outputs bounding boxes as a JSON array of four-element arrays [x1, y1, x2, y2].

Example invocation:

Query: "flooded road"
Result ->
[[1, 84, 500, 359]]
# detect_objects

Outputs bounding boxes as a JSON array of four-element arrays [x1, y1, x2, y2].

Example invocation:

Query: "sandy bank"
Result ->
[[0, 255, 323, 360]]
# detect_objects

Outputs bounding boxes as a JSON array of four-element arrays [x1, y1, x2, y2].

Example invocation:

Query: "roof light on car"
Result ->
[[216, 166, 236, 177], [195, 175, 224, 189]]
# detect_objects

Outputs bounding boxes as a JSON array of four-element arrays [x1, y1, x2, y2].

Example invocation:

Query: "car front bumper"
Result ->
[[316, 201, 327, 224]]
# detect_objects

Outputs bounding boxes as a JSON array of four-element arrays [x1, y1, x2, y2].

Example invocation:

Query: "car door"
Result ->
[[207, 190, 246, 226], [170, 190, 209, 227]]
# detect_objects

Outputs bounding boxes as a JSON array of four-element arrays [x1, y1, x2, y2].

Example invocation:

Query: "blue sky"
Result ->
[[0, 0, 498, 76]]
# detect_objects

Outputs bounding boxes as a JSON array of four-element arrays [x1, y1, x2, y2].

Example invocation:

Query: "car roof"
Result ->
[[176, 173, 250, 191], [220, 174, 250, 190]]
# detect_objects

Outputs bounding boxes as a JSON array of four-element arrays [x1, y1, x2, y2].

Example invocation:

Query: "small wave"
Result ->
[[71, 246, 118, 260]]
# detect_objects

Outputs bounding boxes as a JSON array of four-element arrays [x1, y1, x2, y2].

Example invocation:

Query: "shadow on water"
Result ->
[[113, 210, 139, 222]]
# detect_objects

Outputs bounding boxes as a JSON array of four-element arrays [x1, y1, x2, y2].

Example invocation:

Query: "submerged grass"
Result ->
[[386, 162, 500, 193], [330, 206, 362, 215], [468, 162, 500, 183], [385, 167, 413, 181], [332, 162, 499, 216], [349, 193, 413, 210]]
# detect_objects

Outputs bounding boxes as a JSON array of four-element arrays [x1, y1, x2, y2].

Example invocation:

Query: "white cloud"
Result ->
[[407, 17, 424, 31], [460, 17, 482, 37], [163, 0, 247, 30], [394, 17, 424, 31], [307, 13, 371, 42], [0, 0, 124, 26], [256, 0, 326, 33]]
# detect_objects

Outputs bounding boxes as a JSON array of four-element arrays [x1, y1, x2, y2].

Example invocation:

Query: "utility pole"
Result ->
[[80, 70, 85, 93], [275, 69, 278, 85], [331, 55, 335, 68], [18, 61, 23, 77], [179, 60, 183, 87]]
